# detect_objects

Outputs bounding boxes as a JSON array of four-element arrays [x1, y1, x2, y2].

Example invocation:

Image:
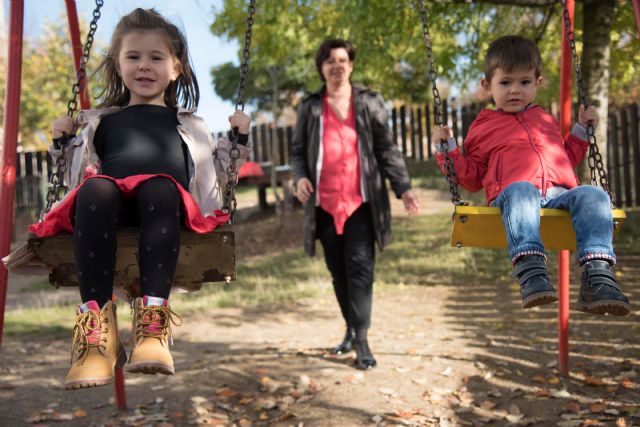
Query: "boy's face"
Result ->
[[481, 67, 542, 113]]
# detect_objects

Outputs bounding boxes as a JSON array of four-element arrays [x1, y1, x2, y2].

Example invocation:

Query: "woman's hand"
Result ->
[[431, 125, 451, 153], [52, 116, 77, 139], [578, 105, 599, 130], [295, 177, 314, 204], [401, 189, 420, 215], [228, 110, 251, 134]]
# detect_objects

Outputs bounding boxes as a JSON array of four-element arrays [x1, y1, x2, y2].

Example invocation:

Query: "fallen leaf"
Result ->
[[562, 402, 580, 413], [582, 420, 601, 426], [620, 379, 636, 389], [216, 387, 239, 399], [548, 377, 560, 385], [440, 367, 453, 377], [480, 400, 496, 410], [532, 375, 546, 383], [238, 397, 254, 405], [258, 412, 269, 420], [589, 403, 607, 413], [508, 404, 521, 415], [535, 388, 551, 397], [256, 368, 268, 376], [73, 410, 87, 418], [584, 376, 605, 386]]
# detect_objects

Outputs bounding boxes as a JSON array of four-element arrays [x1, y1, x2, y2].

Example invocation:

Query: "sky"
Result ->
[[4, 0, 244, 132]]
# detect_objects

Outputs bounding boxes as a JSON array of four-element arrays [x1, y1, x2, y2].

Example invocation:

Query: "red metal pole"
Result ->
[[64, 0, 90, 109], [632, 0, 640, 39], [558, 0, 575, 377], [0, 0, 25, 348]]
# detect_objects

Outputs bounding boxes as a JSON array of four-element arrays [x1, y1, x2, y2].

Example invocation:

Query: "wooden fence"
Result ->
[[11, 101, 640, 219]]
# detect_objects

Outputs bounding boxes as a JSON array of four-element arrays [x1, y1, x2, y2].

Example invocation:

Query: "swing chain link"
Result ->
[[224, 0, 256, 222], [41, 0, 104, 220], [417, 0, 467, 206], [559, 0, 613, 205]]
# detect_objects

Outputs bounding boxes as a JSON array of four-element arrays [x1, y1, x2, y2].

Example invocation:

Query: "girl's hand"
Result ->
[[228, 110, 251, 134], [432, 125, 451, 153], [52, 116, 77, 139], [401, 189, 420, 215], [578, 105, 599, 130], [295, 177, 314, 204]]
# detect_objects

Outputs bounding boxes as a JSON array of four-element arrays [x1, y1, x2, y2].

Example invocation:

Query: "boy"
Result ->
[[433, 35, 630, 316]]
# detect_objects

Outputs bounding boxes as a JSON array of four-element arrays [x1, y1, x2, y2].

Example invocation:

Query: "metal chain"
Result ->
[[559, 0, 613, 204], [41, 0, 104, 220], [223, 0, 256, 222], [417, 0, 467, 206]]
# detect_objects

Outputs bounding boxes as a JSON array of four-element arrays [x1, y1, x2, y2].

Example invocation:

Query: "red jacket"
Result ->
[[436, 105, 589, 204]]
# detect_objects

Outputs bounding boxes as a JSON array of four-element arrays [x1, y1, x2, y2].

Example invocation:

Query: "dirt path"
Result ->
[[1, 267, 639, 426], [1, 188, 638, 426]]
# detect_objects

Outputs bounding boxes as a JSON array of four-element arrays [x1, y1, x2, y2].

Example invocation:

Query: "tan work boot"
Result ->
[[64, 300, 127, 390], [127, 296, 182, 375]]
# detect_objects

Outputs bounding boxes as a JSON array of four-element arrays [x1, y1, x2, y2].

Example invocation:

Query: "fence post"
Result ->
[[416, 107, 424, 160], [621, 106, 632, 207], [425, 104, 432, 159], [399, 105, 408, 156], [630, 103, 639, 206]]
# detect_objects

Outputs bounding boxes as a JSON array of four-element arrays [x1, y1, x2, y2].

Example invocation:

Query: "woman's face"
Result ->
[[321, 48, 353, 84]]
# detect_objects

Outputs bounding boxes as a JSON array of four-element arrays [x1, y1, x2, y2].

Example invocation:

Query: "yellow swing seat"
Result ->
[[28, 225, 236, 297], [451, 206, 626, 250]]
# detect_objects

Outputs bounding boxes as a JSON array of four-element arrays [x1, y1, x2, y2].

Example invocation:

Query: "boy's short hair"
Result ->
[[315, 39, 356, 82], [484, 35, 542, 81]]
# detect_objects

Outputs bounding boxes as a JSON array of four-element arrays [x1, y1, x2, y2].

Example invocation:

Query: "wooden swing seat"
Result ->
[[28, 225, 236, 298], [451, 206, 626, 250]]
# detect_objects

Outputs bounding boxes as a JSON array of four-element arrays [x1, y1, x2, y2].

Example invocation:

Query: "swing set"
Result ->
[[0, 0, 638, 412]]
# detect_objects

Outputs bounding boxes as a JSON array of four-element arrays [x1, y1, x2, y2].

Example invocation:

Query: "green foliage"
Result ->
[[18, 20, 75, 149], [5, 18, 102, 149], [210, 1, 638, 108]]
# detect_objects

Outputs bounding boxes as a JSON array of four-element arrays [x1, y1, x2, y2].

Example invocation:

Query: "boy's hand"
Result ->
[[228, 110, 251, 134], [432, 125, 451, 153], [578, 105, 599, 130], [52, 116, 77, 139]]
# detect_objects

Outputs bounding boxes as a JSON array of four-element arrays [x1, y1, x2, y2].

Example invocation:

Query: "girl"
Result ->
[[34, 8, 251, 389]]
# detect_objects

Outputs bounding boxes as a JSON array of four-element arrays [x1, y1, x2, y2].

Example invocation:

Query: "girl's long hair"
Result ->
[[96, 8, 199, 109]]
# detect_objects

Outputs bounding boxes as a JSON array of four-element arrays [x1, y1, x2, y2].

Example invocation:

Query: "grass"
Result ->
[[5, 200, 639, 339]]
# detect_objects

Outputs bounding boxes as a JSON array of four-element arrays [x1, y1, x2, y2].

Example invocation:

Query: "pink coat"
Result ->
[[437, 105, 589, 204]]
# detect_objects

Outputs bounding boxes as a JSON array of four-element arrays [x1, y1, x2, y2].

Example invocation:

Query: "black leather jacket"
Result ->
[[290, 85, 412, 256]]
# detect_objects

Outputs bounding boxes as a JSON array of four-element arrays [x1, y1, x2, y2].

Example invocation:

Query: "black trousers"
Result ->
[[73, 176, 182, 306], [316, 204, 375, 332]]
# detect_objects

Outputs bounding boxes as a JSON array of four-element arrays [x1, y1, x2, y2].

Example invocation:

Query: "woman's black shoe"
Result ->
[[331, 327, 355, 354], [353, 339, 377, 370]]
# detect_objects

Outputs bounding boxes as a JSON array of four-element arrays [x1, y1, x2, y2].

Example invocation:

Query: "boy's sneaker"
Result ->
[[513, 255, 558, 308], [576, 260, 630, 316], [126, 296, 182, 375], [64, 300, 127, 389]]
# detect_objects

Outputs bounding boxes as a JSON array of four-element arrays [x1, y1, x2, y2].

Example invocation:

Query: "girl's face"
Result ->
[[321, 48, 353, 85], [117, 30, 180, 106], [481, 67, 542, 113]]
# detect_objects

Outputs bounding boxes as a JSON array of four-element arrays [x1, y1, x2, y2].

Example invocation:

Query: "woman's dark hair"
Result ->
[[315, 39, 356, 82], [484, 35, 542, 81], [97, 8, 199, 109]]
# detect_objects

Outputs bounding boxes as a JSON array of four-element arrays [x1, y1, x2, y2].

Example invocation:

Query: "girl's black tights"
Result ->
[[74, 177, 182, 306]]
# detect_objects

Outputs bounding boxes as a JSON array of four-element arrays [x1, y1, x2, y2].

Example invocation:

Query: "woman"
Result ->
[[291, 39, 420, 370]]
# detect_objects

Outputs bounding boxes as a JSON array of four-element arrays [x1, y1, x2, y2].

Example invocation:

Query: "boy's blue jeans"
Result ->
[[492, 182, 616, 265]]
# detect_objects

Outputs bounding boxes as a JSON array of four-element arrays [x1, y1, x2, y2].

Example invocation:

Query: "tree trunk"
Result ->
[[578, 0, 615, 183]]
